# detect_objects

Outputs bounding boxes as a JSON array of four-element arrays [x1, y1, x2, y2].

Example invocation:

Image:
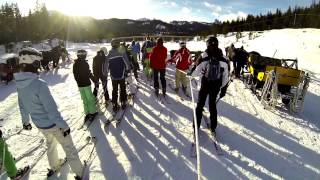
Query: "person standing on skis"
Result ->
[[73, 49, 98, 122], [103, 39, 130, 112], [150, 37, 167, 97], [93, 49, 110, 106], [0, 129, 29, 179], [14, 47, 83, 180], [171, 41, 192, 96], [191, 36, 229, 136]]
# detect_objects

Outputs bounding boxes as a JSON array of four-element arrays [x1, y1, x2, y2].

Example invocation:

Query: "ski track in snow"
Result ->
[[0, 29, 320, 180]]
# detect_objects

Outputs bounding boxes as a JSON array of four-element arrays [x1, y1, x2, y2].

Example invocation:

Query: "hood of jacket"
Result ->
[[14, 72, 38, 89]]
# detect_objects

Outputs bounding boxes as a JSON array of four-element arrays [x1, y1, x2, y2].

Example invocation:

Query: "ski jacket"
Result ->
[[142, 40, 155, 60], [14, 72, 69, 129], [172, 47, 192, 71], [192, 50, 229, 88], [73, 58, 96, 87], [150, 41, 167, 70], [92, 54, 106, 78], [132, 43, 140, 54], [103, 48, 130, 80]]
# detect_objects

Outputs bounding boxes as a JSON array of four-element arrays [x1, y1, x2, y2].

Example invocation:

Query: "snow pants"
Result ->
[[195, 78, 221, 132], [0, 138, 17, 178], [93, 76, 110, 102], [39, 127, 83, 176], [112, 79, 127, 105], [153, 69, 166, 95], [144, 59, 152, 79], [175, 69, 189, 95], [79, 86, 97, 115]]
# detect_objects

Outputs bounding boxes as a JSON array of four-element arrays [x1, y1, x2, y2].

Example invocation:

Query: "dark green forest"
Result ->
[[0, 0, 319, 44]]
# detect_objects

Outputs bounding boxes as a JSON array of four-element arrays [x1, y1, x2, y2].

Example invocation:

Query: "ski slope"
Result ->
[[0, 28, 320, 180]]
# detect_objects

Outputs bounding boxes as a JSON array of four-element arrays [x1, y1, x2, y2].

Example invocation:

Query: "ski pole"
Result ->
[[188, 76, 202, 180]]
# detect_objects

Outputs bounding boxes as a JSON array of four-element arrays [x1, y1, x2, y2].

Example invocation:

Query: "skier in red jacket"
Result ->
[[171, 41, 192, 96], [150, 37, 167, 97]]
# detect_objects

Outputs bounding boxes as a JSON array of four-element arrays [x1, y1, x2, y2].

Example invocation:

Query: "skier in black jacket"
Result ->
[[73, 49, 98, 122], [93, 49, 110, 105], [191, 36, 230, 136]]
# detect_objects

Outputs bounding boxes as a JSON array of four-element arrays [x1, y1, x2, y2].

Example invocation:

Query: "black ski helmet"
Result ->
[[77, 49, 87, 59], [206, 36, 218, 48]]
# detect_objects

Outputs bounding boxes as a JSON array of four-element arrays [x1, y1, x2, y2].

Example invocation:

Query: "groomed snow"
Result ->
[[0, 28, 319, 180]]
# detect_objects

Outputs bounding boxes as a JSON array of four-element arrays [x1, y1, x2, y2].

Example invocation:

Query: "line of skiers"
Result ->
[[0, 35, 230, 179]]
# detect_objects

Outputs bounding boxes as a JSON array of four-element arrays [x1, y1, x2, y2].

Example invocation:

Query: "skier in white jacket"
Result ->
[[14, 47, 83, 180]]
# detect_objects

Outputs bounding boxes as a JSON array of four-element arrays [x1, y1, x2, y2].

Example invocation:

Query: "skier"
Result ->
[[103, 39, 130, 112], [150, 37, 167, 97], [0, 129, 29, 179], [135, 41, 141, 61], [92, 49, 110, 106], [14, 47, 84, 179], [171, 41, 192, 96], [73, 49, 98, 122], [130, 40, 141, 73], [191, 36, 229, 136], [141, 36, 156, 80]]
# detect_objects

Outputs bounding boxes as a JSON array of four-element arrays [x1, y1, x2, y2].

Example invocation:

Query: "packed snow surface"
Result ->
[[0, 28, 319, 180]]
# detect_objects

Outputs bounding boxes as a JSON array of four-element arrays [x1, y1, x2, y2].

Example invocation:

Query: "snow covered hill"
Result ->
[[0, 28, 319, 180]]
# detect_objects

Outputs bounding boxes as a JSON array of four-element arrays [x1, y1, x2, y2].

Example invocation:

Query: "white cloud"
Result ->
[[181, 7, 191, 14], [218, 11, 247, 22], [161, 1, 177, 8], [203, 1, 222, 17]]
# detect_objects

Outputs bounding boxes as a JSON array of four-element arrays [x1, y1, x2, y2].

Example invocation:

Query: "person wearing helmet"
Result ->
[[150, 37, 167, 97], [171, 41, 192, 96], [103, 39, 130, 112], [191, 36, 230, 137], [14, 47, 84, 179], [93, 49, 110, 106], [130, 40, 140, 75], [73, 49, 98, 122]]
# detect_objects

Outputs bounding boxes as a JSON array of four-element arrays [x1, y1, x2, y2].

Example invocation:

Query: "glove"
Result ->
[[61, 128, 70, 137], [23, 123, 32, 130], [220, 85, 227, 98], [186, 70, 193, 76], [0, 129, 2, 138]]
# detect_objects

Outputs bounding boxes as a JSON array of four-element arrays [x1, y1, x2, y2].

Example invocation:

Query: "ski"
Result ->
[[10, 166, 31, 180], [47, 158, 67, 178], [80, 137, 98, 180], [190, 142, 197, 158], [47, 136, 93, 179], [14, 138, 45, 162], [210, 133, 223, 155]]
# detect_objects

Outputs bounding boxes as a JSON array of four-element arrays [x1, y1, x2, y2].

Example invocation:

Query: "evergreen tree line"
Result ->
[[206, 1, 320, 36], [0, 1, 319, 44]]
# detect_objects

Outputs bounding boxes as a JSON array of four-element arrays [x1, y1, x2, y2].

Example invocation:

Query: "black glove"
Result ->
[[62, 128, 70, 137], [0, 129, 2, 138], [23, 123, 32, 130], [220, 85, 228, 98]]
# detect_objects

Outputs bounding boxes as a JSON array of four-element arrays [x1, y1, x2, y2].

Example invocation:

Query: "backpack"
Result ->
[[205, 57, 223, 81]]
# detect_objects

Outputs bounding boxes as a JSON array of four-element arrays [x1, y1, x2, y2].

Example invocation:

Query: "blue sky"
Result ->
[[0, 0, 316, 22]]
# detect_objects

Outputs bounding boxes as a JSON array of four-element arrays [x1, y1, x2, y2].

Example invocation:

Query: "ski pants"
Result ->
[[79, 86, 97, 115], [112, 79, 127, 105], [143, 59, 152, 79], [39, 127, 83, 176], [175, 69, 189, 95], [0, 138, 17, 178], [93, 76, 110, 101], [195, 78, 221, 132], [153, 69, 166, 94]]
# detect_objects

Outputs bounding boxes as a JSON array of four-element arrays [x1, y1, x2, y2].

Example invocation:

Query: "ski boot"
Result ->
[[155, 88, 159, 97], [121, 101, 127, 110], [10, 166, 30, 180], [162, 88, 166, 97], [112, 103, 120, 112]]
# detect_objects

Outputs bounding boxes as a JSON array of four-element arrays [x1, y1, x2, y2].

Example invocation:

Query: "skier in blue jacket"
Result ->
[[14, 47, 83, 180]]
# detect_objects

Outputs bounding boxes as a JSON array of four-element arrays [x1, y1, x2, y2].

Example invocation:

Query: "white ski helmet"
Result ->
[[18, 47, 42, 68]]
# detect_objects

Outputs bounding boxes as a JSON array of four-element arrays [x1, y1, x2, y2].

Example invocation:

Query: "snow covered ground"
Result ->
[[0, 28, 319, 180]]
